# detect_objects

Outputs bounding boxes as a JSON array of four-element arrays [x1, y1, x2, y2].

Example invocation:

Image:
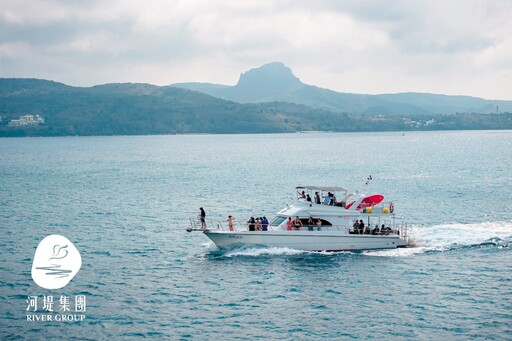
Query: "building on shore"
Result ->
[[7, 114, 45, 127]]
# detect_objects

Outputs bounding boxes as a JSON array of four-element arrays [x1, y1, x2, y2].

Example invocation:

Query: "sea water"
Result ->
[[0, 131, 511, 339]]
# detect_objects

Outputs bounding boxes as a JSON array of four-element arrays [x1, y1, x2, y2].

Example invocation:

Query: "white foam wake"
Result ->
[[365, 221, 512, 257], [201, 240, 308, 257], [223, 246, 306, 257]]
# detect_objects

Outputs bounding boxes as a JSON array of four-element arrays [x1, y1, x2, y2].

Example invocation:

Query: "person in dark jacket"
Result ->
[[248, 217, 256, 231], [358, 220, 365, 234], [199, 207, 206, 229]]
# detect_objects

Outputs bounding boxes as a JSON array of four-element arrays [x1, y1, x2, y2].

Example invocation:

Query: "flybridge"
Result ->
[[294, 184, 385, 211]]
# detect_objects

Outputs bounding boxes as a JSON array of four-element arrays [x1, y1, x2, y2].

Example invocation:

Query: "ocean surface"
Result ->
[[0, 130, 511, 340]]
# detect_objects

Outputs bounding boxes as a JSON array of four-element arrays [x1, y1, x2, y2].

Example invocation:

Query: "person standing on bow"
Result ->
[[226, 215, 235, 231], [199, 207, 206, 229], [248, 217, 256, 231]]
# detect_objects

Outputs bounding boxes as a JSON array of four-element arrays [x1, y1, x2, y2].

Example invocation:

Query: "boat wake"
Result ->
[[202, 241, 316, 257], [364, 221, 512, 257]]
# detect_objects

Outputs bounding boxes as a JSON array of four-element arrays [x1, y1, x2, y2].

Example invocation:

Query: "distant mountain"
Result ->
[[173, 62, 512, 115]]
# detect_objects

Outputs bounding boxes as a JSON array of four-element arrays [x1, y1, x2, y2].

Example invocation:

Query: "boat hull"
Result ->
[[203, 230, 407, 251]]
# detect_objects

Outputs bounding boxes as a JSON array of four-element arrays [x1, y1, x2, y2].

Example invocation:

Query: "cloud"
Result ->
[[0, 0, 511, 99]]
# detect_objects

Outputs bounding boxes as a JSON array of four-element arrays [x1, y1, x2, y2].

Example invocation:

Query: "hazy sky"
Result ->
[[1, 0, 511, 99]]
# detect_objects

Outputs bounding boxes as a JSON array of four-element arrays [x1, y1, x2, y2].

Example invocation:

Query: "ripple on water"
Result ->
[[1, 132, 512, 339]]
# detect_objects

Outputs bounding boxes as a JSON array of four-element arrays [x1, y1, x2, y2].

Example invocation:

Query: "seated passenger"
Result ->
[[372, 224, 379, 235], [381, 224, 391, 235], [306, 194, 312, 202], [297, 190, 306, 199]]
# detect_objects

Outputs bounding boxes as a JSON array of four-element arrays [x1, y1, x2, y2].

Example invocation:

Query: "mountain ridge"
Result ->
[[172, 62, 512, 115], [1, 75, 511, 137]]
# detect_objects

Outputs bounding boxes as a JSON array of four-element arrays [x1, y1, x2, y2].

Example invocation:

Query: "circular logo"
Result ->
[[31, 235, 82, 290]]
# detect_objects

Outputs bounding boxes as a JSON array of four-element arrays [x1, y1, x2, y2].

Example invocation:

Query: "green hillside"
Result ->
[[1, 78, 510, 137]]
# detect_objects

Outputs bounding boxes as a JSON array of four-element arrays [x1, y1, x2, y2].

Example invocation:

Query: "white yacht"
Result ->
[[187, 186, 409, 251]]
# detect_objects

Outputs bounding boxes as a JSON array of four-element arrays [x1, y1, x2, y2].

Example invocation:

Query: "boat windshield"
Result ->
[[270, 216, 287, 227]]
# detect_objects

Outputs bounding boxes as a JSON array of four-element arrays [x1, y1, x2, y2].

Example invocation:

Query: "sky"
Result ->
[[1, 0, 511, 100]]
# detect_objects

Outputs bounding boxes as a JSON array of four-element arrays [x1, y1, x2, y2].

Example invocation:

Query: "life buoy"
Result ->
[[389, 202, 394, 213]]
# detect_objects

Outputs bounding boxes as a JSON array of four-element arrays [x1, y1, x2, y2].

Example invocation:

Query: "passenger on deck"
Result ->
[[306, 194, 312, 202], [353, 220, 359, 234], [248, 217, 256, 231], [314, 192, 321, 204], [327, 192, 335, 206], [286, 217, 293, 230], [382, 224, 392, 235], [307, 217, 314, 231], [371, 224, 379, 235], [323, 196, 331, 205], [199, 207, 206, 229], [256, 218, 262, 231], [298, 190, 306, 199], [226, 215, 235, 231], [293, 216, 303, 230], [358, 220, 365, 234], [316, 218, 322, 231], [261, 217, 269, 231]]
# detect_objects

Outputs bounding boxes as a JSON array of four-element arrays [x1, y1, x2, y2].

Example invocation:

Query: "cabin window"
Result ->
[[300, 218, 332, 226], [270, 216, 287, 226]]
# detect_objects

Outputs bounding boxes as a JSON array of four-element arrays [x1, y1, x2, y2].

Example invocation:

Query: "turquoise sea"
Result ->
[[0, 131, 511, 339]]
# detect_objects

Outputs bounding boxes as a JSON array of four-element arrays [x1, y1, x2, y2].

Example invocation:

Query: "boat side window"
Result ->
[[270, 216, 287, 227], [319, 219, 332, 226], [300, 218, 332, 226]]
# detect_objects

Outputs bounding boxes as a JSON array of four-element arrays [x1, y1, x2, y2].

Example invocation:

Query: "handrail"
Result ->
[[295, 197, 396, 212], [188, 217, 406, 240]]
